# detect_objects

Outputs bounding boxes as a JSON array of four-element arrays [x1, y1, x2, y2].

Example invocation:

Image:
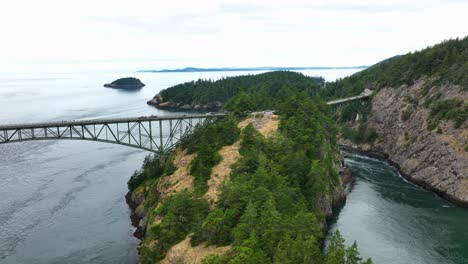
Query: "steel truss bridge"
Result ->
[[0, 114, 226, 153], [0, 90, 371, 153]]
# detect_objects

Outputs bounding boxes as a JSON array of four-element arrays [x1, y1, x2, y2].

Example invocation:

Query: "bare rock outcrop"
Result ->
[[147, 94, 223, 111]]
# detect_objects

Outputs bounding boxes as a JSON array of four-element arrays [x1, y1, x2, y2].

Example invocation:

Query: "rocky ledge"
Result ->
[[125, 191, 147, 239], [147, 94, 222, 111]]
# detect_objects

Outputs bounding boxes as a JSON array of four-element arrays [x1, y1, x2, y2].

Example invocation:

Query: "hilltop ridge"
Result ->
[[138, 66, 367, 73]]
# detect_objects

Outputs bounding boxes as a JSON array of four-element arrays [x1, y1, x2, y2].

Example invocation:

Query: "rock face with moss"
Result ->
[[330, 37, 468, 206], [341, 80, 468, 206], [104, 77, 145, 89]]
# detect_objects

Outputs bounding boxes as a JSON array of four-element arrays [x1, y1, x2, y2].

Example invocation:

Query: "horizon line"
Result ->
[[137, 65, 368, 73]]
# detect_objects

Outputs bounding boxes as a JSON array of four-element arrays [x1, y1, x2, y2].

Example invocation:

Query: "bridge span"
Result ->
[[0, 113, 226, 153], [326, 89, 372, 106], [0, 91, 371, 153]]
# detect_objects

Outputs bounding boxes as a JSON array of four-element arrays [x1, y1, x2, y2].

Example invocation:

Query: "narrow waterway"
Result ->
[[328, 153, 468, 264]]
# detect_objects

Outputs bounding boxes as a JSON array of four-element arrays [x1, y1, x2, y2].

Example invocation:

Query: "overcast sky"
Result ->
[[1, 0, 467, 73]]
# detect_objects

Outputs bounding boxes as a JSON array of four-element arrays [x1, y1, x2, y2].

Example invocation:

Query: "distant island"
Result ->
[[104, 77, 145, 89], [137, 66, 368, 73]]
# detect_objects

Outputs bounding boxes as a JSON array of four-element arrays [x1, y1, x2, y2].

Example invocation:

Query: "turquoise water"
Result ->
[[329, 153, 468, 264]]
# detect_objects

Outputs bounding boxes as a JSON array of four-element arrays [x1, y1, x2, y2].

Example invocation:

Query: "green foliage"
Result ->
[[142, 191, 210, 263], [198, 97, 360, 263], [163, 154, 177, 175], [127, 155, 164, 191], [159, 71, 323, 108], [273, 235, 322, 264], [202, 208, 238, 245], [181, 117, 241, 193], [326, 231, 346, 264], [133, 87, 373, 263], [326, 231, 372, 264], [401, 109, 413, 122], [239, 124, 265, 156], [321, 37, 468, 100], [333, 100, 372, 125], [180, 117, 240, 154], [278, 94, 337, 160], [427, 98, 467, 130], [109, 77, 143, 86], [190, 143, 223, 193], [341, 123, 378, 144]]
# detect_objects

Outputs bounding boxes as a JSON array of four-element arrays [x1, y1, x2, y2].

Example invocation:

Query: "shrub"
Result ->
[[143, 191, 210, 262], [401, 109, 413, 121], [127, 155, 164, 191]]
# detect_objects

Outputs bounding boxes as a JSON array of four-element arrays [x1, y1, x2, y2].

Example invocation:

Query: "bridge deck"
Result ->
[[0, 93, 371, 152], [0, 113, 227, 130], [327, 89, 372, 106]]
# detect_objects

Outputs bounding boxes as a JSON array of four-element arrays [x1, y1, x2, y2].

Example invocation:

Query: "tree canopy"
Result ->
[[159, 71, 323, 107]]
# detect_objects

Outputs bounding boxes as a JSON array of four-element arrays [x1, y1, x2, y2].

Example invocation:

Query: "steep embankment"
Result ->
[[341, 80, 467, 206], [331, 37, 468, 206]]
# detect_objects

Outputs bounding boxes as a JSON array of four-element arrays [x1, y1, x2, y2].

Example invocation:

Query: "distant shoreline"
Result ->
[[137, 66, 367, 73]]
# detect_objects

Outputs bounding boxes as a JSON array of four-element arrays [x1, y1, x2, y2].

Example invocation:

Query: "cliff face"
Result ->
[[342, 79, 468, 206]]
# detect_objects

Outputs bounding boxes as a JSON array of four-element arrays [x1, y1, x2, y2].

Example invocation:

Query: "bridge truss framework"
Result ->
[[0, 114, 226, 153]]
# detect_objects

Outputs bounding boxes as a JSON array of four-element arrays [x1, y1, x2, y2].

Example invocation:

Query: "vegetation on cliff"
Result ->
[[321, 36, 468, 100], [324, 37, 467, 144], [426, 98, 467, 130], [129, 94, 372, 263]]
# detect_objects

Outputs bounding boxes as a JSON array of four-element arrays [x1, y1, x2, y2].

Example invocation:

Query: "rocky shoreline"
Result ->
[[125, 191, 147, 240], [147, 94, 222, 111], [340, 144, 468, 208], [340, 80, 467, 208]]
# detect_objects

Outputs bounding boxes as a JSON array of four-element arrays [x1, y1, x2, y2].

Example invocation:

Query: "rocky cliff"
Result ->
[[341, 79, 468, 206]]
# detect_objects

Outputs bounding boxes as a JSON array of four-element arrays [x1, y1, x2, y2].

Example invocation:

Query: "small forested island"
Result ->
[[104, 77, 145, 89]]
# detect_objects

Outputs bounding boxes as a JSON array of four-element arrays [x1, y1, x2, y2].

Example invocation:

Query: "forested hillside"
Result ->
[[128, 95, 372, 263], [149, 71, 323, 111], [321, 37, 468, 99]]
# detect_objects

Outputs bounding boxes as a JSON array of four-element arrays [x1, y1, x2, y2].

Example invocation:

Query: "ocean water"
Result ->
[[328, 154, 468, 264], [0, 68, 359, 263]]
